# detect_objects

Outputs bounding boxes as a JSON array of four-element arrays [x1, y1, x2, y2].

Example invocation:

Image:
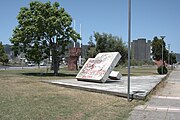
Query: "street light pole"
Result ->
[[127, 0, 131, 101], [168, 44, 170, 65], [160, 36, 165, 74], [171, 51, 173, 70], [79, 24, 82, 67], [73, 20, 76, 48], [162, 44, 163, 74]]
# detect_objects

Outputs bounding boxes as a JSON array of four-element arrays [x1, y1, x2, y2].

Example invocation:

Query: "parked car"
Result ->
[[40, 62, 46, 66], [28, 62, 35, 66]]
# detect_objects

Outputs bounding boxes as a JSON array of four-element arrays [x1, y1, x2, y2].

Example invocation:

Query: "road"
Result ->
[[0, 66, 47, 70]]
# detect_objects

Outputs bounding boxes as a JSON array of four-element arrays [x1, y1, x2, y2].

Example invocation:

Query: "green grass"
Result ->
[[0, 67, 147, 120], [115, 65, 158, 76]]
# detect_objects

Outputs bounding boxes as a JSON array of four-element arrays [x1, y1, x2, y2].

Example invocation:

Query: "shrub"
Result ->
[[157, 66, 168, 74]]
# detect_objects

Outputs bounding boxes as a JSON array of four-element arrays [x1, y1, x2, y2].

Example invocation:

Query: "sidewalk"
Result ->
[[128, 65, 180, 120]]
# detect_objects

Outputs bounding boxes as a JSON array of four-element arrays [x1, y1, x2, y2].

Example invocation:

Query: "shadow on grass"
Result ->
[[121, 73, 135, 76], [22, 72, 77, 77], [121, 73, 159, 76]]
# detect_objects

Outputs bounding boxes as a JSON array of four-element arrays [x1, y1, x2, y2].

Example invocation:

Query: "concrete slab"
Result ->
[[76, 52, 121, 82], [109, 71, 122, 80], [43, 75, 165, 100]]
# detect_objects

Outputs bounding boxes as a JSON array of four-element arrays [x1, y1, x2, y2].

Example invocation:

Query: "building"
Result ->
[[131, 38, 151, 61]]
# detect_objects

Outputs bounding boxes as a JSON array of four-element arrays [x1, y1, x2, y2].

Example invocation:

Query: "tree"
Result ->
[[151, 36, 170, 75], [157, 66, 168, 74], [95, 32, 128, 64], [87, 47, 96, 58], [87, 35, 96, 58], [10, 1, 80, 75], [0, 42, 4, 58], [87, 32, 128, 64], [1, 54, 9, 65], [88, 35, 95, 47], [151, 36, 168, 62], [0, 42, 9, 65], [25, 42, 49, 66], [169, 52, 177, 65]]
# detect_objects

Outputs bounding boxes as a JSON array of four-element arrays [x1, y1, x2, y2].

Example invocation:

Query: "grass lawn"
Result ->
[[115, 65, 159, 76], [0, 66, 154, 120]]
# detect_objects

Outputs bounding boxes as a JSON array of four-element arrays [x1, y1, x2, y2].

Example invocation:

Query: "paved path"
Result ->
[[128, 65, 180, 120], [44, 75, 165, 100]]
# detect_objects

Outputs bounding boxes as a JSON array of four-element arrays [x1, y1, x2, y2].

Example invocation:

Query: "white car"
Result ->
[[40, 62, 46, 66], [28, 63, 35, 66]]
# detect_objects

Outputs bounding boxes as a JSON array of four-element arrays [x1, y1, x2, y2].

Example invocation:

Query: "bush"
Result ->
[[157, 66, 168, 74]]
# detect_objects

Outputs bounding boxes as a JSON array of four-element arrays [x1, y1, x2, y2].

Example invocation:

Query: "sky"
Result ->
[[0, 0, 180, 53]]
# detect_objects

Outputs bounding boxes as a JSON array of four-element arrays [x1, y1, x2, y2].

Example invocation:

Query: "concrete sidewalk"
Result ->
[[43, 75, 165, 100], [128, 65, 180, 120]]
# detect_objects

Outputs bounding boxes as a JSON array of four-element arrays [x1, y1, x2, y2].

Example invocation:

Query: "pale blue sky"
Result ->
[[0, 0, 180, 53]]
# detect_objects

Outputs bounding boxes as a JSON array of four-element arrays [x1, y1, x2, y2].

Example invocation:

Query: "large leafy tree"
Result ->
[[10, 1, 80, 75], [0, 42, 9, 65], [151, 36, 168, 62], [87, 32, 128, 64]]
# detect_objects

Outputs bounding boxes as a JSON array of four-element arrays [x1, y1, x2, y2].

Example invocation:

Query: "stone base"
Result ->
[[109, 71, 122, 80]]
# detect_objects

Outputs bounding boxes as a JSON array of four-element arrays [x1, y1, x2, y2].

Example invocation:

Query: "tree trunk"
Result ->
[[51, 47, 59, 76], [53, 55, 59, 76], [50, 38, 60, 76]]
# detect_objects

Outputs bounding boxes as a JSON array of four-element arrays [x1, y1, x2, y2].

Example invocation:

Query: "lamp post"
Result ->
[[168, 44, 170, 65], [127, 0, 131, 101], [160, 36, 165, 74], [79, 24, 82, 67], [171, 51, 173, 70], [73, 20, 76, 48]]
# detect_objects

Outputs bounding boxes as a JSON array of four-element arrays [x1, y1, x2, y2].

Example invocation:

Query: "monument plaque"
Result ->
[[76, 52, 121, 82]]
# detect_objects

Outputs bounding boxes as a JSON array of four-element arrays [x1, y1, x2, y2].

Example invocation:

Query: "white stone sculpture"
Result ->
[[76, 52, 121, 82]]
